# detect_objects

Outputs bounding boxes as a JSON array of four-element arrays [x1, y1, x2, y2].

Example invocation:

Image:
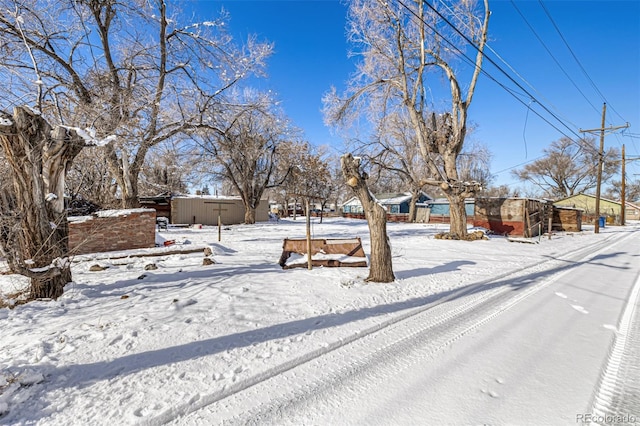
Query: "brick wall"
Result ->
[[68, 209, 156, 255]]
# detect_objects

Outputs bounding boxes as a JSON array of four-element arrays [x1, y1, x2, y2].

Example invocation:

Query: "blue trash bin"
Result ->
[[598, 216, 605, 228]]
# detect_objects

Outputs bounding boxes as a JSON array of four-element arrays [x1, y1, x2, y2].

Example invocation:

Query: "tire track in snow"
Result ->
[[149, 231, 631, 425], [589, 268, 640, 423], [223, 232, 637, 425]]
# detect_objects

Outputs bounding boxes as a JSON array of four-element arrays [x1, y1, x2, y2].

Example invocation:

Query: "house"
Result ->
[[554, 194, 622, 225], [426, 198, 475, 224], [473, 197, 551, 237], [624, 201, 640, 222], [342, 192, 432, 222], [171, 195, 269, 225]]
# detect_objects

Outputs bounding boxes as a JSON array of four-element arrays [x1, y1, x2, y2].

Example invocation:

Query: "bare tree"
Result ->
[[457, 140, 494, 189], [0, 107, 102, 299], [480, 184, 520, 198], [341, 153, 394, 283], [324, 0, 490, 238], [606, 179, 640, 203], [138, 143, 191, 196], [287, 144, 335, 223], [198, 89, 292, 224], [365, 113, 431, 222], [66, 148, 118, 211], [512, 137, 619, 199], [0, 0, 272, 208]]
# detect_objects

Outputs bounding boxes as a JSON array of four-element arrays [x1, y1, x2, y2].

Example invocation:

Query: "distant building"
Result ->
[[171, 195, 269, 225], [554, 193, 622, 225], [426, 198, 475, 224], [623, 201, 640, 222], [342, 192, 432, 222]]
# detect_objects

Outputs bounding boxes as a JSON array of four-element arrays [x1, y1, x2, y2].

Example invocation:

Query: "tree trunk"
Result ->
[[104, 144, 141, 208], [244, 205, 256, 224], [120, 171, 140, 208], [0, 107, 85, 300], [408, 188, 420, 223], [445, 191, 468, 238], [341, 153, 394, 283]]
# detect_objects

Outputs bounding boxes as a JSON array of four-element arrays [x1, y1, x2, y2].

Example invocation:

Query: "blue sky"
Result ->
[[189, 0, 640, 190]]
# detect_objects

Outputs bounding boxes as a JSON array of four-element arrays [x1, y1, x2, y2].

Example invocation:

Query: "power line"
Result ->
[[538, 0, 628, 125], [398, 0, 632, 181], [510, 0, 601, 119], [435, 0, 579, 136], [405, 0, 585, 143]]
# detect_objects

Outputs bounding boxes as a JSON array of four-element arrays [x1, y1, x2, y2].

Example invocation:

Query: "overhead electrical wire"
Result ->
[[395, 0, 633, 178], [436, 0, 577, 135], [538, 0, 628, 126], [509, 0, 601, 120], [396, 0, 585, 144]]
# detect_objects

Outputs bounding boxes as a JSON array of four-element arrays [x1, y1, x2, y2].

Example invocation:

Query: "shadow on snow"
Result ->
[[8, 248, 634, 423]]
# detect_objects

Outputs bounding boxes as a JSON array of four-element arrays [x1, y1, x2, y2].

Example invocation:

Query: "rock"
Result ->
[[89, 264, 108, 272], [202, 257, 216, 266], [144, 263, 158, 271]]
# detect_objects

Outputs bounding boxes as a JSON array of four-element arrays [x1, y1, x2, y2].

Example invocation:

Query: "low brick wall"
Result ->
[[68, 208, 156, 255]]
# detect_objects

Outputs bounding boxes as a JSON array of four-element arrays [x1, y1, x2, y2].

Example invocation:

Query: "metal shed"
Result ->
[[170, 196, 269, 225]]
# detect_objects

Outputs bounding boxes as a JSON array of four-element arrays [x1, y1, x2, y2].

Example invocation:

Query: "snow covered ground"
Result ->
[[0, 217, 638, 425]]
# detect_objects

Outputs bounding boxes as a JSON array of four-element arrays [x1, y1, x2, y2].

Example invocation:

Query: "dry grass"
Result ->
[[0, 290, 29, 309]]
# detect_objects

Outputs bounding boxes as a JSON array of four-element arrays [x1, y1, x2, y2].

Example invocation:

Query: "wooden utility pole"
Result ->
[[305, 198, 312, 270], [621, 144, 626, 225], [621, 148, 640, 226], [579, 103, 629, 234]]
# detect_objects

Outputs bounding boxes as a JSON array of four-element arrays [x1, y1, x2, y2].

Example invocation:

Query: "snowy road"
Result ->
[[172, 230, 640, 425]]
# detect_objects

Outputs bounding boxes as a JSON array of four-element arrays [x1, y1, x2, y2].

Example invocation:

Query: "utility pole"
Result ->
[[622, 147, 640, 226], [580, 103, 629, 234], [621, 144, 625, 225]]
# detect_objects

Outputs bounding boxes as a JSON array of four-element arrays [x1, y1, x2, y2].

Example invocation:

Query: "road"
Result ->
[[172, 229, 640, 425]]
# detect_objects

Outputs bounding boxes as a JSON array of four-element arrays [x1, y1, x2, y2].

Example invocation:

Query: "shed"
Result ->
[[171, 196, 269, 225], [554, 193, 622, 225], [139, 193, 173, 221], [474, 197, 549, 237], [552, 206, 582, 232]]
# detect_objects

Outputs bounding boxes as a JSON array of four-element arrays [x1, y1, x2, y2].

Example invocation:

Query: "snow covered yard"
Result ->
[[0, 218, 632, 425]]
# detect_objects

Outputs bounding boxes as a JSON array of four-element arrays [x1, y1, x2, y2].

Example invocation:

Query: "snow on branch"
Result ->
[[58, 126, 116, 147]]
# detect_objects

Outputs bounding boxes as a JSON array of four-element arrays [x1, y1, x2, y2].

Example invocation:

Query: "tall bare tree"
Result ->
[[512, 137, 619, 198], [198, 89, 292, 224], [324, 0, 490, 238], [606, 179, 640, 203], [365, 112, 431, 222], [0, 0, 271, 207], [288, 144, 335, 223]]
